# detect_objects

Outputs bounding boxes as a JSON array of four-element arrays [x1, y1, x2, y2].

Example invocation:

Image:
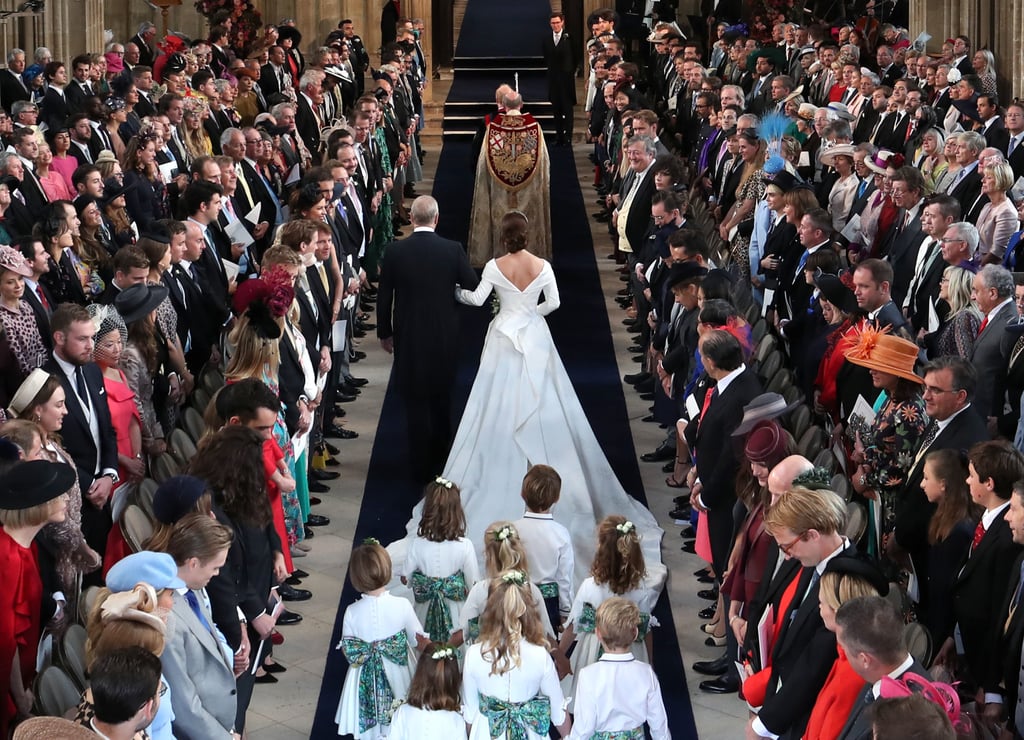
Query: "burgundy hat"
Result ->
[[744, 420, 789, 466]]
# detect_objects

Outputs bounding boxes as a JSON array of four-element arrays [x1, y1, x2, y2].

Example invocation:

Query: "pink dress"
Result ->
[[101, 368, 142, 576], [38, 168, 74, 202], [49, 154, 78, 192]]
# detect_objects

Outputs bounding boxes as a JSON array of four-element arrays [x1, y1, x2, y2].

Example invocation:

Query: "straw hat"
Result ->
[[781, 84, 805, 105], [820, 143, 857, 167], [843, 326, 923, 384], [864, 149, 895, 175], [12, 716, 97, 739], [797, 103, 818, 121]]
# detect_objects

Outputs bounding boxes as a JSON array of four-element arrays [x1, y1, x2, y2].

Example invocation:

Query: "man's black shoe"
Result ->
[[681, 540, 696, 554], [624, 371, 650, 384], [699, 676, 739, 694], [642, 414, 656, 423], [697, 605, 715, 619], [291, 569, 309, 579], [692, 655, 730, 675], [353, 328, 367, 338], [277, 610, 303, 626], [640, 446, 674, 462], [674, 495, 690, 506], [308, 481, 329, 493], [307, 514, 331, 527], [351, 350, 367, 360], [662, 460, 676, 473], [627, 324, 644, 334], [345, 376, 369, 387], [336, 391, 358, 403], [672, 508, 693, 521], [681, 525, 697, 537], [635, 378, 655, 393], [308, 496, 322, 505], [697, 573, 715, 584], [325, 442, 340, 455], [310, 469, 340, 481], [279, 583, 312, 601], [327, 426, 359, 439], [285, 575, 304, 586], [627, 345, 645, 354], [304, 526, 315, 539], [698, 587, 719, 601]]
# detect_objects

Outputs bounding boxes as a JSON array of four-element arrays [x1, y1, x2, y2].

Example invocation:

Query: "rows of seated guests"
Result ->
[[583, 5, 1024, 738], [0, 12, 434, 736]]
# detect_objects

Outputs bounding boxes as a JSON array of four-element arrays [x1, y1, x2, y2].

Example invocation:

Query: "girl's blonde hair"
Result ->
[[591, 515, 645, 594], [477, 572, 548, 675], [417, 478, 466, 542], [86, 584, 167, 667], [483, 521, 530, 578], [818, 571, 880, 612]]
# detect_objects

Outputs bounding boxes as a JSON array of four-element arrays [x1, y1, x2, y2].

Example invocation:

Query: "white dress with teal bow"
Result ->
[[463, 638, 567, 740], [335, 591, 425, 738], [388, 703, 466, 739], [562, 577, 660, 709], [460, 579, 554, 646], [403, 536, 480, 643]]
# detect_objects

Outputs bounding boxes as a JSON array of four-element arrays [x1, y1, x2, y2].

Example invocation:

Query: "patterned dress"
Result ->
[[862, 394, 928, 536], [732, 169, 767, 286], [262, 368, 301, 546], [0, 299, 46, 379], [367, 126, 394, 279]]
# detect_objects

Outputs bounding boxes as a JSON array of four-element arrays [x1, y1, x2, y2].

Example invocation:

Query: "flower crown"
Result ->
[[493, 525, 514, 542], [500, 570, 526, 585], [431, 645, 456, 660], [615, 520, 635, 536], [362, 537, 380, 546], [434, 476, 453, 489]]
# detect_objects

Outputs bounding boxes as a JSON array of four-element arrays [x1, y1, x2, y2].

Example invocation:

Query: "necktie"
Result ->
[[979, 315, 989, 336], [184, 590, 213, 632], [36, 285, 49, 310], [971, 520, 986, 552], [796, 249, 810, 274], [74, 365, 88, 402], [913, 420, 939, 466], [698, 387, 717, 425], [189, 263, 201, 289], [857, 179, 868, 199], [317, 263, 329, 292], [1010, 135, 1020, 158], [336, 199, 348, 224]]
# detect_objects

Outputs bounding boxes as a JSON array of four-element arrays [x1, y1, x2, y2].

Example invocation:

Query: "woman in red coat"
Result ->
[[0, 458, 76, 736], [803, 557, 889, 740]]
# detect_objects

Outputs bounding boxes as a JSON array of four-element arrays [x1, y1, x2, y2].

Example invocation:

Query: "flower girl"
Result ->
[[388, 642, 466, 738]]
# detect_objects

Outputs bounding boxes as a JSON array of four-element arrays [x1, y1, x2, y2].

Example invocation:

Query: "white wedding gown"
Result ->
[[388, 259, 665, 591]]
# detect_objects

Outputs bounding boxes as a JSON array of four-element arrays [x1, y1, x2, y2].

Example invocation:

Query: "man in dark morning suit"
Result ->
[[871, 107, 912, 153], [905, 195, 960, 334], [684, 330, 762, 579], [971, 265, 1018, 425], [41, 304, 119, 577], [889, 359, 988, 609], [178, 219, 231, 375], [542, 12, 576, 147], [614, 137, 659, 258], [834, 596, 931, 740], [295, 73, 325, 166], [938, 441, 1024, 696], [657, 261, 706, 417], [0, 49, 30, 113], [946, 131, 985, 210], [876, 167, 925, 307], [40, 72, 70, 136], [131, 23, 158, 69], [17, 237, 54, 348], [376, 196, 480, 484], [748, 486, 856, 739]]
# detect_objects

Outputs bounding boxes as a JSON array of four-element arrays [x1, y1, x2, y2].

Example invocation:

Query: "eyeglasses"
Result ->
[[923, 385, 958, 396], [939, 237, 964, 244], [776, 532, 806, 555]]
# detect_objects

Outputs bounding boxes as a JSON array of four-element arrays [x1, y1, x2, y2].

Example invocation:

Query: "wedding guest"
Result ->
[[122, 128, 170, 226], [9, 369, 102, 601], [35, 140, 74, 202], [74, 196, 114, 284], [928, 265, 982, 358], [46, 126, 78, 192], [115, 283, 170, 456], [101, 176, 137, 247], [100, 96, 128, 161], [0, 245, 47, 380], [0, 459, 74, 737], [35, 205, 88, 305], [976, 160, 1018, 263], [78, 647, 163, 740]]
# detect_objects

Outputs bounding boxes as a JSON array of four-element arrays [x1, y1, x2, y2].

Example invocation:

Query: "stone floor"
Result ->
[[245, 85, 750, 739]]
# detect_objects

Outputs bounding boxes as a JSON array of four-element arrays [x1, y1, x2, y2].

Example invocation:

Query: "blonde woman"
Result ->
[[718, 130, 767, 285], [928, 265, 982, 358], [462, 574, 571, 740], [181, 96, 212, 163], [976, 160, 1018, 263]]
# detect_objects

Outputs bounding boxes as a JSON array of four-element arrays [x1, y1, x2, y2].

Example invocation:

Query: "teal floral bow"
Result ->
[[409, 569, 468, 642], [479, 693, 551, 740], [592, 727, 644, 740], [339, 631, 409, 733], [467, 615, 480, 642], [577, 603, 652, 642], [538, 582, 559, 600]]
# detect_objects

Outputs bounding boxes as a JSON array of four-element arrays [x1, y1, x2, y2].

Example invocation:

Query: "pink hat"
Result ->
[[104, 51, 124, 73]]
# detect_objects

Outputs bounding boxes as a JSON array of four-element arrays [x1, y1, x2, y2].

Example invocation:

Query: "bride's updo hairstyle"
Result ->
[[500, 210, 530, 253]]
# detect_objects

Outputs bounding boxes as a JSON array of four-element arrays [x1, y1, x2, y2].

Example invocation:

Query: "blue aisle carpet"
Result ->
[[311, 140, 698, 738], [454, 0, 551, 58]]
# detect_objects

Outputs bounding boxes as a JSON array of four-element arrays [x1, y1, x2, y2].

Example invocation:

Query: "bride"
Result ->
[[393, 211, 665, 589]]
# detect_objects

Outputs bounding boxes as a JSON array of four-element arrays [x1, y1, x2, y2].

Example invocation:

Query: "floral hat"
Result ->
[[0, 244, 32, 277], [843, 325, 923, 384]]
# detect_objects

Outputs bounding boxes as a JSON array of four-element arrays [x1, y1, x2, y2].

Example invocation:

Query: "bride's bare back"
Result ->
[[495, 251, 545, 291]]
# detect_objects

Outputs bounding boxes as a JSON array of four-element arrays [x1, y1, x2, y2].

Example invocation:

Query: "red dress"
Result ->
[[0, 529, 43, 736], [803, 648, 866, 740], [263, 438, 293, 573]]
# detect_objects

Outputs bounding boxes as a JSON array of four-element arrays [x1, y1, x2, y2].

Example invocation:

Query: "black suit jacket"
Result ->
[[907, 239, 946, 333], [0, 69, 29, 112], [954, 515, 1023, 684], [22, 281, 53, 349], [759, 545, 858, 738], [64, 80, 95, 115], [39, 358, 118, 494], [949, 167, 983, 216], [683, 368, 763, 572], [836, 658, 931, 740], [131, 34, 157, 68], [873, 110, 912, 152], [376, 230, 479, 396], [620, 169, 657, 254], [541, 32, 576, 106], [40, 86, 69, 134], [880, 210, 924, 307], [294, 94, 321, 165]]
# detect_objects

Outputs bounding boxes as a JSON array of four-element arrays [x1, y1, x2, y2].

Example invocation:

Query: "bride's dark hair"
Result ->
[[500, 211, 529, 253]]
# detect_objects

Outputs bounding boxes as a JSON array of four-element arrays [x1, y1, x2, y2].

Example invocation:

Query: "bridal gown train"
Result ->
[[389, 259, 666, 591]]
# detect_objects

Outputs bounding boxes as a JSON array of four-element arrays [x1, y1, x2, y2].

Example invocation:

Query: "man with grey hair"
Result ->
[[295, 69, 326, 163], [612, 136, 657, 261], [376, 195, 480, 483], [0, 48, 28, 112], [947, 131, 986, 219], [720, 84, 745, 109], [131, 21, 157, 68], [940, 220, 979, 266], [972, 263, 1018, 426]]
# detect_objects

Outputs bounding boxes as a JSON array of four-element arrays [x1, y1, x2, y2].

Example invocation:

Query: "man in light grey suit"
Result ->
[[835, 596, 931, 740], [971, 264, 1018, 429], [161, 514, 240, 740]]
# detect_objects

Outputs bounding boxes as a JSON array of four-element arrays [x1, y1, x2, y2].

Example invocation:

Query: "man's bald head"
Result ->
[[768, 455, 814, 502], [501, 92, 523, 111]]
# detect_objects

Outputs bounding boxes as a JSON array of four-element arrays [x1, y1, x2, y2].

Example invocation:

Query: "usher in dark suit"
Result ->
[[542, 27, 577, 145], [376, 228, 480, 482]]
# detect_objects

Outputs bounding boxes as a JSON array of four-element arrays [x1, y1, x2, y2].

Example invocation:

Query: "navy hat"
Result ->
[[163, 53, 187, 75], [152, 475, 208, 525], [115, 283, 169, 325], [666, 262, 708, 289], [106, 551, 186, 592], [766, 169, 803, 192], [823, 553, 889, 596], [0, 460, 76, 509]]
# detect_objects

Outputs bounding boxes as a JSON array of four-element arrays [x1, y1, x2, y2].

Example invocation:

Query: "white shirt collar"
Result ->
[[986, 297, 1014, 323], [715, 364, 746, 395], [871, 653, 916, 698], [815, 537, 850, 577], [982, 500, 1011, 530]]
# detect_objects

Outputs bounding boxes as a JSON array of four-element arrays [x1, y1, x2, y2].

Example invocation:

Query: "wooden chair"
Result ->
[[121, 505, 154, 552], [150, 453, 181, 484], [56, 624, 88, 692], [135, 478, 159, 521], [789, 404, 812, 440], [167, 428, 197, 467], [180, 406, 205, 445], [33, 665, 81, 718]]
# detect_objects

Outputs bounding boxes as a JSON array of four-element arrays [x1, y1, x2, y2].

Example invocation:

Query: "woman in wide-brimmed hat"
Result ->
[[844, 326, 928, 550], [813, 273, 861, 422]]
